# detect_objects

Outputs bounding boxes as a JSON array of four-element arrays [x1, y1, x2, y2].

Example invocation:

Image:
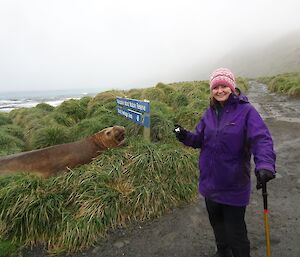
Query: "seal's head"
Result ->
[[94, 126, 126, 149]]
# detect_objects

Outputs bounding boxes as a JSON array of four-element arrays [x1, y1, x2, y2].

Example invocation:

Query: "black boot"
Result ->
[[211, 248, 233, 257], [231, 246, 250, 257]]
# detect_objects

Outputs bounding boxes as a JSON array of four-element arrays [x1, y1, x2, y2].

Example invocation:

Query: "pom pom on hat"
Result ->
[[209, 68, 236, 92]]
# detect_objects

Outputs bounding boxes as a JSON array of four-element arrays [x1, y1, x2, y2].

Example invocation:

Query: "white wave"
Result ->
[[0, 91, 96, 112]]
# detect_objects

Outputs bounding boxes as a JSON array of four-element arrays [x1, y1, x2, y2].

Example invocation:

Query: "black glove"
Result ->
[[173, 124, 187, 142], [256, 169, 275, 190]]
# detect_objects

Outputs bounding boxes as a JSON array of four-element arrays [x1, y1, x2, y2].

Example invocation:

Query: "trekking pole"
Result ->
[[261, 182, 271, 257]]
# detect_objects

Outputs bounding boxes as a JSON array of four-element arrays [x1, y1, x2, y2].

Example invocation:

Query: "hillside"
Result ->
[[210, 30, 300, 78]]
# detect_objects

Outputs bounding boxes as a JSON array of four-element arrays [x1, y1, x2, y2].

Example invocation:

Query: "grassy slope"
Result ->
[[0, 78, 248, 255], [256, 71, 300, 97]]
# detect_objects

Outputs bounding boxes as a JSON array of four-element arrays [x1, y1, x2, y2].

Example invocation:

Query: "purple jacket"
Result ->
[[182, 94, 276, 206]]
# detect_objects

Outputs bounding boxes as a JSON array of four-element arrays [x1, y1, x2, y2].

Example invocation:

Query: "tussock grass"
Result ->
[[87, 91, 123, 118], [4, 77, 245, 150], [86, 105, 112, 118], [126, 88, 143, 99], [0, 140, 198, 254], [0, 113, 12, 126], [0, 77, 250, 255], [35, 103, 55, 112], [288, 86, 300, 96], [31, 125, 72, 149], [0, 239, 19, 256], [174, 106, 203, 130], [94, 91, 125, 104], [0, 124, 24, 140], [155, 82, 175, 96], [50, 112, 77, 127], [9, 107, 49, 129], [236, 77, 248, 92], [149, 113, 174, 142], [0, 131, 25, 156], [0, 175, 65, 242], [55, 99, 88, 123], [141, 87, 166, 102], [257, 72, 300, 97]]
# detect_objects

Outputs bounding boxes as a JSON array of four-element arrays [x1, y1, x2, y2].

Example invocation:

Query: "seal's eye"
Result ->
[[106, 131, 111, 136]]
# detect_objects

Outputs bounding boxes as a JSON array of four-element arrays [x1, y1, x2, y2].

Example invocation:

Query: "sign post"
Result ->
[[116, 97, 151, 141]]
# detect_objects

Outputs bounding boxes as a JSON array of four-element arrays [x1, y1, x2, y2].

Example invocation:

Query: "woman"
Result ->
[[173, 68, 276, 257]]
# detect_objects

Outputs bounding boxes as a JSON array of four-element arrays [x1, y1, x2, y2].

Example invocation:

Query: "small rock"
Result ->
[[92, 246, 101, 254], [270, 236, 280, 245], [114, 241, 125, 248], [124, 240, 130, 244], [251, 200, 258, 205]]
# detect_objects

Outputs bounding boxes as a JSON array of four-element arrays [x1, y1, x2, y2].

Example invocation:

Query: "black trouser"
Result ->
[[205, 198, 250, 257]]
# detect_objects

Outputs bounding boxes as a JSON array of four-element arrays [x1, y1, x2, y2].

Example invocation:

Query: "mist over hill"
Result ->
[[198, 30, 300, 78]]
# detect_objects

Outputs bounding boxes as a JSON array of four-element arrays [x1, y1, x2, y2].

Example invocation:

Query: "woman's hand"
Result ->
[[256, 169, 275, 189], [173, 124, 187, 142]]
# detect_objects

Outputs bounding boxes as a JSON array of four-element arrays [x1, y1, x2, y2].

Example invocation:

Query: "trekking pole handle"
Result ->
[[262, 182, 271, 257], [262, 183, 268, 210]]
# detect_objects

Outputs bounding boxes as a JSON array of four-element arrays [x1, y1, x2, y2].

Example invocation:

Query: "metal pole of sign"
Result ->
[[143, 112, 151, 142], [141, 99, 150, 142]]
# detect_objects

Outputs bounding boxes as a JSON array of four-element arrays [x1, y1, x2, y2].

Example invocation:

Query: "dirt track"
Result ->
[[23, 81, 300, 257]]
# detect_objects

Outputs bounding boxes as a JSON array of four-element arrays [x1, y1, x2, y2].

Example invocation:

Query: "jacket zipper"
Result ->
[[209, 108, 222, 190]]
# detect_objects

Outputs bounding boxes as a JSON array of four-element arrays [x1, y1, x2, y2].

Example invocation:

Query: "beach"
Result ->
[[0, 89, 99, 112]]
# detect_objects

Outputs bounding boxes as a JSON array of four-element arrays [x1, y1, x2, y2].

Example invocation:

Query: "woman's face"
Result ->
[[211, 85, 232, 104]]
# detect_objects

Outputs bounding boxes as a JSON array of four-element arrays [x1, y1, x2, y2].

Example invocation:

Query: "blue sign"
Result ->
[[116, 97, 150, 113], [116, 106, 150, 128]]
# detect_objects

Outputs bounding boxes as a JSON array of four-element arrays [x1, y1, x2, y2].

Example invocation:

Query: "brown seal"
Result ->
[[0, 126, 125, 178]]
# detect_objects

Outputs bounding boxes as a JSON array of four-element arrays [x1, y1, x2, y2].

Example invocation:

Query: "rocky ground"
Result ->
[[23, 81, 300, 257]]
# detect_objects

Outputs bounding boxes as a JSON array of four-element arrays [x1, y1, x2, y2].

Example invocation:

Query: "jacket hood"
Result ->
[[238, 93, 249, 103], [223, 93, 249, 107]]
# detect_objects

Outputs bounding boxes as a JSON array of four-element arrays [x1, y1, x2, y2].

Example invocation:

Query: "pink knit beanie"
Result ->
[[209, 68, 236, 92]]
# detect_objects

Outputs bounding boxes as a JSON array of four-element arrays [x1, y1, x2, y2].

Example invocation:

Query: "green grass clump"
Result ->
[[174, 106, 203, 130], [141, 87, 166, 102], [35, 103, 55, 112], [0, 239, 19, 257], [0, 124, 24, 140], [0, 139, 198, 254], [0, 131, 25, 156], [9, 108, 47, 130], [236, 77, 248, 92], [87, 91, 125, 117], [0, 113, 12, 126], [30, 125, 72, 149], [0, 175, 66, 243], [50, 112, 77, 127], [287, 86, 300, 96], [257, 72, 300, 97], [126, 88, 143, 99], [55, 99, 88, 123]]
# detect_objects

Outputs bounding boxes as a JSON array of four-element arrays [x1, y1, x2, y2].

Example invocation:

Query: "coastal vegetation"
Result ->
[[256, 71, 300, 97], [0, 78, 247, 255]]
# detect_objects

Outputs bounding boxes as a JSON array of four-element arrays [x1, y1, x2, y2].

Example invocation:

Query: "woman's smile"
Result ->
[[211, 85, 232, 104]]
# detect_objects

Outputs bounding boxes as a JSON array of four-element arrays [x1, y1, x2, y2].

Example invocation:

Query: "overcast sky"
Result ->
[[0, 0, 299, 93]]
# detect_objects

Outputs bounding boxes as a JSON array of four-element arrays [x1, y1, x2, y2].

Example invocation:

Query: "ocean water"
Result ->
[[0, 89, 99, 112]]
